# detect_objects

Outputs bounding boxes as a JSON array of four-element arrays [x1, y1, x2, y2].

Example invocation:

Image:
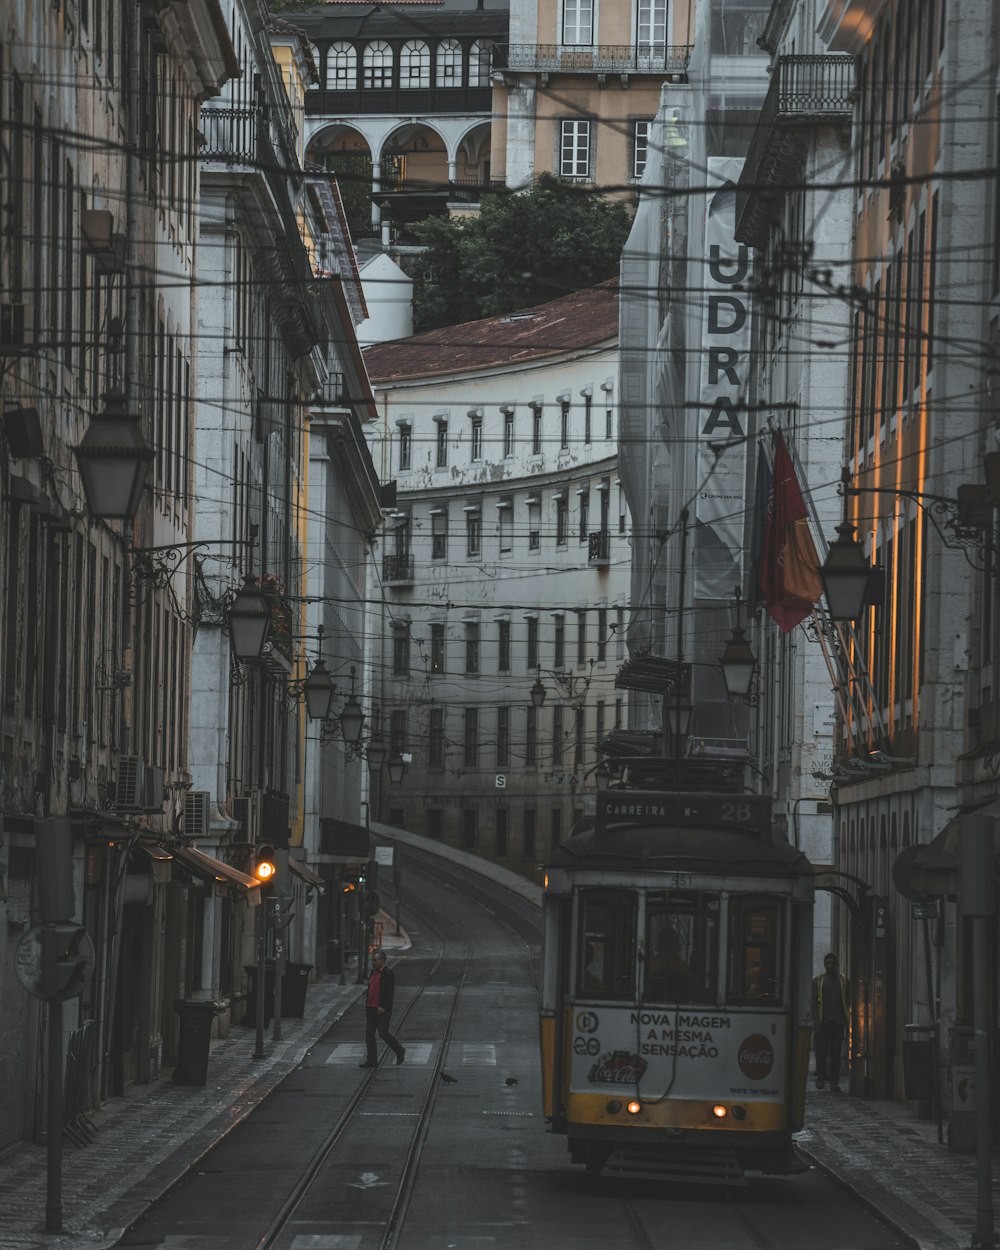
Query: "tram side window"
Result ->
[[578, 891, 637, 997], [644, 892, 719, 1005], [728, 896, 783, 1004]]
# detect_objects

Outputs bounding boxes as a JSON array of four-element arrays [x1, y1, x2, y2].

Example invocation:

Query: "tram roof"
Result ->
[[549, 821, 812, 879]]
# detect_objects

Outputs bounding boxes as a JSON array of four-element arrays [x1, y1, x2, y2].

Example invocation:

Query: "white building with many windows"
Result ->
[[363, 282, 630, 878]]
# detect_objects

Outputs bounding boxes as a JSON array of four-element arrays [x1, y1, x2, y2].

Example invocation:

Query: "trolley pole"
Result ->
[[960, 813, 998, 1250]]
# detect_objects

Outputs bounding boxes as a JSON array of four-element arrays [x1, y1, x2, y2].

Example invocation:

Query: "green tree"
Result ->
[[411, 175, 631, 332]]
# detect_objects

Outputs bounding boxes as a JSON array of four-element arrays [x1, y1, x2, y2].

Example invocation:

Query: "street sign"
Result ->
[[374, 846, 394, 865], [15, 924, 94, 1001]]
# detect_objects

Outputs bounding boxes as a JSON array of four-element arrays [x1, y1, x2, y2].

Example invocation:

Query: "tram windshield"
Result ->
[[644, 892, 719, 1004], [578, 890, 637, 998]]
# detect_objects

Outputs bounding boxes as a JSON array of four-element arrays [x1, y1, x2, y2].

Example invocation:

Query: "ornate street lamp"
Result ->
[[72, 389, 155, 520], [820, 520, 872, 622], [387, 755, 406, 785], [366, 735, 387, 773], [300, 625, 336, 721], [665, 691, 693, 740], [227, 575, 271, 659], [719, 624, 757, 700], [339, 667, 365, 747], [530, 674, 547, 709]]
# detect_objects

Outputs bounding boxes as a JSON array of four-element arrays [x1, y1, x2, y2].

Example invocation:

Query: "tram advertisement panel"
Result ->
[[570, 1006, 786, 1100]]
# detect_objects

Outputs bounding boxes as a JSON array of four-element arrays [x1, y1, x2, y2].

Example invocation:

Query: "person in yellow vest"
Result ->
[[812, 952, 850, 1092]]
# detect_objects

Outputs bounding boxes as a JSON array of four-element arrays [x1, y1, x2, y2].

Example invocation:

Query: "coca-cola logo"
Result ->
[[588, 1050, 647, 1085], [737, 1034, 774, 1080]]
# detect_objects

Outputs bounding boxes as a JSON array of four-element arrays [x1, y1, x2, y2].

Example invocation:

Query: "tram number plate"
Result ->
[[598, 792, 770, 835]]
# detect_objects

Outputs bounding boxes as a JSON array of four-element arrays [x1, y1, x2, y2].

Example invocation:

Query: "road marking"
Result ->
[[289, 1238, 363, 1249], [324, 1041, 435, 1065], [461, 1043, 496, 1065], [348, 1172, 388, 1190]]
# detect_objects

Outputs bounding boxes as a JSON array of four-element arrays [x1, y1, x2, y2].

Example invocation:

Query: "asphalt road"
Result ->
[[118, 845, 908, 1250]]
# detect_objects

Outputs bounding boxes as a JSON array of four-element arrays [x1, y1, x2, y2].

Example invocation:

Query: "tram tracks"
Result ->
[[253, 865, 485, 1250]]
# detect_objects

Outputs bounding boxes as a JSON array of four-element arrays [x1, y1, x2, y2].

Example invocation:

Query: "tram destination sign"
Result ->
[[597, 791, 771, 837]]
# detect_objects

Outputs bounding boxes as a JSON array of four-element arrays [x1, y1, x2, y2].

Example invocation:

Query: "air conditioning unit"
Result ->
[[114, 756, 146, 810], [183, 790, 211, 837], [231, 792, 259, 843], [143, 765, 165, 811], [0, 302, 35, 352]]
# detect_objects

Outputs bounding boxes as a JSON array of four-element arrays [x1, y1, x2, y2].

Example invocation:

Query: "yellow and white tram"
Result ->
[[539, 784, 815, 1181]]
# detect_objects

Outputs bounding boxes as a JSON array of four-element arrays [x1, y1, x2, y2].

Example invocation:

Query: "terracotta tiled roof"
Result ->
[[364, 280, 619, 383]]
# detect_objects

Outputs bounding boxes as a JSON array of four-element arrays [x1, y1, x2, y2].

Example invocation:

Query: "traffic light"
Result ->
[[39, 924, 88, 1000], [253, 844, 276, 893]]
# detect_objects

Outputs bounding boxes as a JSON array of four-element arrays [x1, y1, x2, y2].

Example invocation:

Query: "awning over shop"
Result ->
[[614, 650, 688, 696], [170, 845, 261, 899], [132, 840, 174, 884], [289, 857, 324, 888], [911, 797, 1000, 897], [319, 817, 370, 860]]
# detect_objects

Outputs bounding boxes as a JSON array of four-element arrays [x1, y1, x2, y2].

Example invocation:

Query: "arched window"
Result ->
[[400, 40, 430, 88], [363, 41, 393, 89], [468, 40, 493, 87], [436, 38, 462, 86], [327, 41, 357, 90]]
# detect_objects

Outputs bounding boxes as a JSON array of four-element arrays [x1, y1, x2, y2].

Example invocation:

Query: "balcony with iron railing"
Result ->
[[383, 553, 415, 585], [735, 54, 854, 247], [493, 44, 691, 77], [201, 98, 300, 172], [588, 529, 611, 567]]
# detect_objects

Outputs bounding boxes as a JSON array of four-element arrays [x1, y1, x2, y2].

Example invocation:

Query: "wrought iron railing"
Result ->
[[383, 553, 414, 583], [737, 54, 854, 232], [493, 43, 691, 74], [588, 529, 611, 564], [200, 106, 260, 165]]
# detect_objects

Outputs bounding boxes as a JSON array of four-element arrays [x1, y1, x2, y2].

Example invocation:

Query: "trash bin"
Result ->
[[326, 940, 341, 975], [281, 962, 312, 1018], [173, 999, 219, 1086], [902, 1024, 935, 1101], [242, 962, 275, 1027]]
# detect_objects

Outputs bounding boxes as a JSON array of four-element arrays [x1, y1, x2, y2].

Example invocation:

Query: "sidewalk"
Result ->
[[0, 946, 401, 1250], [799, 1084, 1000, 1250]]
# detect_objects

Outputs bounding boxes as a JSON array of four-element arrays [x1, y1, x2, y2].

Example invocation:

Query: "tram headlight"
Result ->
[[731, 1105, 746, 1121], [712, 1104, 728, 1118], [626, 1100, 641, 1115], [606, 1099, 622, 1115]]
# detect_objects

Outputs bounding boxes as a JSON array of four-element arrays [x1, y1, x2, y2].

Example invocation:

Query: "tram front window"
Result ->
[[644, 892, 719, 1004], [578, 890, 637, 998], [728, 895, 783, 1004]]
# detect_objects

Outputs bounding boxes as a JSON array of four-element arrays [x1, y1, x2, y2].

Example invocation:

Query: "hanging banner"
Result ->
[[694, 157, 751, 600]]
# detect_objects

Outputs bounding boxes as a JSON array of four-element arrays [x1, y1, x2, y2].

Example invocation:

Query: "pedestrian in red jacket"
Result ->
[[360, 949, 405, 1068]]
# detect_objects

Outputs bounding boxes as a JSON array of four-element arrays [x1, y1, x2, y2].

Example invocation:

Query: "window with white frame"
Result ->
[[562, 0, 594, 45], [502, 407, 515, 457], [559, 119, 591, 179], [560, 397, 570, 447], [496, 707, 510, 768], [583, 393, 592, 443], [527, 499, 541, 551], [400, 40, 430, 88], [498, 619, 511, 672], [431, 508, 448, 559], [470, 412, 483, 461], [526, 706, 538, 765], [465, 621, 480, 674], [464, 708, 479, 765], [466, 507, 481, 557], [435, 418, 448, 467], [398, 422, 411, 470], [603, 383, 614, 439], [555, 495, 568, 546], [393, 624, 410, 675], [531, 403, 542, 454], [554, 615, 565, 669], [578, 489, 589, 542], [633, 120, 651, 180], [498, 499, 513, 554], [637, 0, 667, 48], [327, 42, 357, 90], [468, 40, 492, 86], [363, 41, 393, 88], [429, 708, 444, 767], [436, 38, 462, 86], [431, 622, 446, 673], [526, 616, 539, 670]]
